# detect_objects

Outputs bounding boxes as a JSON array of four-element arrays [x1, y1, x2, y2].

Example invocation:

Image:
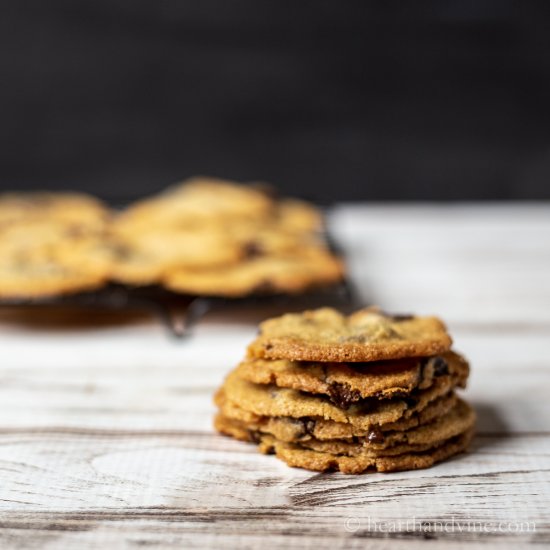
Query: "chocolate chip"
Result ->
[[248, 430, 261, 444], [432, 356, 449, 376], [327, 382, 362, 408], [288, 418, 306, 438], [288, 418, 316, 439], [418, 356, 449, 384], [367, 427, 385, 444], [243, 241, 263, 258]]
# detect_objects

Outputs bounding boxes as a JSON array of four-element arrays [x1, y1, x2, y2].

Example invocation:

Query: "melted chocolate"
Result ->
[[367, 427, 385, 444], [432, 356, 449, 376], [418, 355, 449, 385], [327, 382, 363, 408]]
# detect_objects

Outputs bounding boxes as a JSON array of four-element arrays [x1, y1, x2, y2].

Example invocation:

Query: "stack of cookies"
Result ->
[[215, 307, 475, 474]]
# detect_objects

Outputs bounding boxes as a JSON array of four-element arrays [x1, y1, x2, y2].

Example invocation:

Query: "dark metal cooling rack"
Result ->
[[0, 278, 357, 338], [0, 217, 358, 337]]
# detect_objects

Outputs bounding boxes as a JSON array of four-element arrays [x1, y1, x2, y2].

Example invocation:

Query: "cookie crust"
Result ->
[[236, 351, 467, 406], [164, 249, 345, 297], [259, 429, 474, 474], [248, 307, 452, 362]]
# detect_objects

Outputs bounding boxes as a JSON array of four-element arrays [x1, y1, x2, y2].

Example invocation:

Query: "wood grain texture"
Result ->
[[0, 204, 549, 549]]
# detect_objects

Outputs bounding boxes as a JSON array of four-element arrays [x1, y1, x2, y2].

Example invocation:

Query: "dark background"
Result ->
[[1, 1, 550, 203]]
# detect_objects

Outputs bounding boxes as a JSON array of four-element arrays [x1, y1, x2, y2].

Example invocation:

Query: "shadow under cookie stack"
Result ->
[[215, 307, 475, 474]]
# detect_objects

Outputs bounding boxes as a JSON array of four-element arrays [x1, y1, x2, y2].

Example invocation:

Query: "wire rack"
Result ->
[[0, 278, 357, 338]]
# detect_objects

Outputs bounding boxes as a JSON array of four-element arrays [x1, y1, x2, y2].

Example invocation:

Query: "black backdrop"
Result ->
[[1, 1, 550, 203]]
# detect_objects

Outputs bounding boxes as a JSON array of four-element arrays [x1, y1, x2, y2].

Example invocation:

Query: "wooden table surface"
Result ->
[[0, 204, 548, 549]]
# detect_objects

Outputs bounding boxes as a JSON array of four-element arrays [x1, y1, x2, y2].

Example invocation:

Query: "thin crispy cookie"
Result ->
[[236, 351, 467, 406], [164, 249, 344, 297], [258, 429, 474, 474], [248, 307, 452, 362]]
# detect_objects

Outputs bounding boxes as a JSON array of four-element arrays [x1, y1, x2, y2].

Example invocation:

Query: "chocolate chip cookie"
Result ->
[[164, 248, 344, 297], [247, 307, 452, 362]]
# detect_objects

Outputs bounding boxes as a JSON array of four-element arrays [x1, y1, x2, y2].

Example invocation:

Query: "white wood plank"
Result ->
[[330, 203, 550, 324], [0, 432, 546, 545], [0, 529, 541, 550], [0, 431, 546, 512]]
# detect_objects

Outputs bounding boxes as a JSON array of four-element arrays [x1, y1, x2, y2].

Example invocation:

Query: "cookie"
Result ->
[[164, 248, 345, 297], [219, 358, 467, 430], [0, 267, 107, 299], [113, 177, 276, 234], [0, 192, 111, 231], [109, 228, 245, 286], [216, 390, 458, 442], [0, 192, 114, 299], [247, 307, 452, 362], [0, 219, 113, 299], [257, 429, 474, 474], [0, 254, 108, 299], [218, 196, 324, 255], [235, 351, 467, 407], [274, 199, 324, 234]]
